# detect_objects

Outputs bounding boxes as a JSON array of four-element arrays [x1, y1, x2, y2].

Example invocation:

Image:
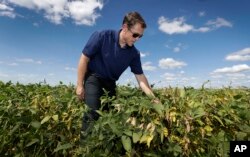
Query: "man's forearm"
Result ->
[[140, 81, 155, 98], [77, 54, 89, 87], [135, 74, 155, 98]]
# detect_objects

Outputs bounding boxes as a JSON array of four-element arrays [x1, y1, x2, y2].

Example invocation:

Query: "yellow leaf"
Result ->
[[146, 134, 154, 148], [170, 111, 177, 122], [153, 118, 161, 125], [41, 116, 51, 124], [140, 134, 147, 143], [163, 127, 168, 137], [131, 117, 136, 126], [204, 125, 213, 132], [52, 115, 58, 122], [140, 133, 154, 148]]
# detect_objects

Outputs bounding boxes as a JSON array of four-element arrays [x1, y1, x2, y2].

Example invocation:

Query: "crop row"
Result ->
[[0, 81, 249, 156]]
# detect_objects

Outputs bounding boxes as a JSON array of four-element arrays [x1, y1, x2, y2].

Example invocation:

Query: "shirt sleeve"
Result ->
[[130, 51, 143, 75], [82, 31, 101, 58]]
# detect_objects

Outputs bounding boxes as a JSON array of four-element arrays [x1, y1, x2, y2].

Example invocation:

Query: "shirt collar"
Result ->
[[115, 29, 121, 43]]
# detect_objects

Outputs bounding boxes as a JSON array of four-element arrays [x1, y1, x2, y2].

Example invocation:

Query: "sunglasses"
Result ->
[[128, 29, 143, 38]]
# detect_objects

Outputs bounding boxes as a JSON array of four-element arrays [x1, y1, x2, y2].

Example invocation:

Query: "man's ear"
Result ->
[[122, 24, 128, 31]]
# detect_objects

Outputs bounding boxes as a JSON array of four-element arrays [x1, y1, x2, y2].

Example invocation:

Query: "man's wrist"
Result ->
[[77, 81, 84, 87]]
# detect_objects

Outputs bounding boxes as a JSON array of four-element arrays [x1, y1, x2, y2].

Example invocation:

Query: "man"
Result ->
[[76, 11, 158, 134]]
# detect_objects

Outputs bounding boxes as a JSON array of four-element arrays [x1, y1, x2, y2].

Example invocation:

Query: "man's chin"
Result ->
[[128, 43, 134, 47]]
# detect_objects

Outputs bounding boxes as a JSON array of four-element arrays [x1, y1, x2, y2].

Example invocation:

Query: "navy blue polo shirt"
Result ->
[[82, 30, 143, 81]]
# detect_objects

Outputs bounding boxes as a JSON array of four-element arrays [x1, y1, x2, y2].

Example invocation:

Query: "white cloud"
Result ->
[[4, 0, 103, 25], [163, 73, 176, 77], [193, 27, 210, 33], [67, 0, 103, 26], [210, 74, 223, 78], [142, 62, 156, 71], [162, 72, 176, 81], [226, 47, 250, 61], [206, 17, 233, 28], [8, 0, 69, 24], [160, 72, 196, 86], [48, 73, 55, 76], [140, 52, 149, 57], [226, 73, 246, 80], [33, 22, 39, 27], [35, 60, 42, 64], [0, 2, 16, 18], [158, 16, 232, 35], [0, 2, 13, 11], [159, 58, 187, 69], [165, 42, 186, 53], [16, 73, 42, 83], [65, 66, 76, 71], [210, 69, 250, 88], [16, 58, 42, 64], [158, 16, 193, 35], [212, 64, 250, 74], [8, 62, 18, 66], [198, 11, 206, 17], [173, 47, 180, 52], [0, 72, 9, 77], [0, 58, 41, 66]]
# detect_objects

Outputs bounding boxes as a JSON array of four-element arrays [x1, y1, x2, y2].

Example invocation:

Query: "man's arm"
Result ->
[[135, 74, 161, 104], [76, 54, 89, 100], [134, 74, 155, 98]]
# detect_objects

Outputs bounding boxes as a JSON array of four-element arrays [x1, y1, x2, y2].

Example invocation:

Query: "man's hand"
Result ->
[[151, 97, 161, 104], [76, 86, 85, 101]]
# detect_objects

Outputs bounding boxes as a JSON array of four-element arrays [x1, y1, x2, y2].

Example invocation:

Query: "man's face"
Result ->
[[125, 23, 144, 46]]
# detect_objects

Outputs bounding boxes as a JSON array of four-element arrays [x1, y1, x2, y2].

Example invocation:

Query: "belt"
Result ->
[[87, 71, 115, 83]]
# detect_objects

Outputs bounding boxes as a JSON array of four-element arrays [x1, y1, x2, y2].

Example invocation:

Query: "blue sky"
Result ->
[[0, 0, 250, 88]]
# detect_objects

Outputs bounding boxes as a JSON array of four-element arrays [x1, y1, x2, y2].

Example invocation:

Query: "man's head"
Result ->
[[121, 12, 147, 46]]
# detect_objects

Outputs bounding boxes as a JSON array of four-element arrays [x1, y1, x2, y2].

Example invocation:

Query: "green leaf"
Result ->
[[224, 118, 234, 125], [196, 119, 205, 126], [160, 131, 164, 143], [173, 144, 182, 153], [124, 130, 132, 137], [233, 95, 242, 100], [53, 143, 73, 153], [180, 89, 185, 98], [96, 110, 104, 117], [121, 135, 131, 152], [31, 121, 41, 129], [109, 123, 121, 136], [236, 132, 247, 140], [29, 108, 37, 114], [193, 107, 205, 119], [132, 131, 142, 143], [26, 138, 39, 147], [8, 123, 20, 135], [239, 124, 250, 133], [213, 115, 224, 126], [153, 103, 164, 116]]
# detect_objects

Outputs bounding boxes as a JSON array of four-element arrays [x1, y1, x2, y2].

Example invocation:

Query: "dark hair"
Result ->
[[122, 11, 147, 29]]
